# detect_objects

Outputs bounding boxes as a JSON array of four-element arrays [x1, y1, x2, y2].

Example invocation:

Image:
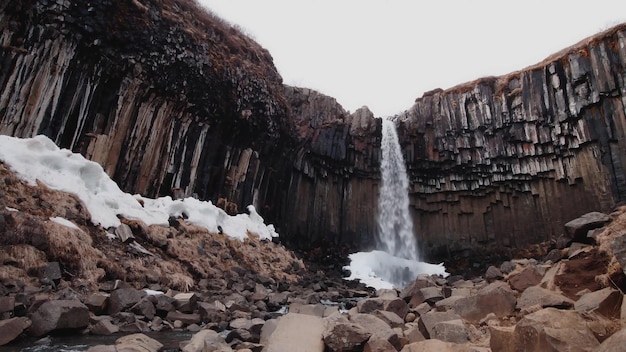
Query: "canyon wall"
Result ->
[[3, 0, 626, 261], [0, 0, 380, 251], [396, 25, 626, 259]]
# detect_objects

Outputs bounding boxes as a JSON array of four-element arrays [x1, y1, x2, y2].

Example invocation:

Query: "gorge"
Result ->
[[1, 0, 626, 266]]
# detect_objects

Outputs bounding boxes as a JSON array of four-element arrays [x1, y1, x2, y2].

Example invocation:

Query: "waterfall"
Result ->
[[378, 118, 419, 261], [343, 119, 447, 289]]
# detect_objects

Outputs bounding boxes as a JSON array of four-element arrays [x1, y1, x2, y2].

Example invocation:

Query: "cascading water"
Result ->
[[343, 118, 448, 289], [378, 118, 419, 261]]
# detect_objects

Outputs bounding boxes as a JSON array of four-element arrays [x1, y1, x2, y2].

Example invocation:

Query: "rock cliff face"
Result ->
[[0, 0, 380, 251], [395, 25, 626, 259], [2, 0, 626, 262]]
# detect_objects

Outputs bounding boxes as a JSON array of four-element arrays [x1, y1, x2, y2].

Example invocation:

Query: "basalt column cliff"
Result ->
[[0, 0, 380, 251], [396, 25, 626, 259], [2, 0, 626, 261]]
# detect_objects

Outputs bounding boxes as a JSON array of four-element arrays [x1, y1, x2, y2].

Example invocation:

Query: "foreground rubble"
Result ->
[[2, 162, 626, 351]]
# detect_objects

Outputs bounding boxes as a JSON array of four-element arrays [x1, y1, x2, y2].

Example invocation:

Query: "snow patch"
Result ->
[[0, 135, 278, 241], [49, 216, 80, 230], [344, 250, 449, 290]]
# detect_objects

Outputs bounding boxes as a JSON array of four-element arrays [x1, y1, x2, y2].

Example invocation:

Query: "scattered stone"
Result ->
[[417, 310, 462, 339], [28, 300, 89, 336], [364, 337, 396, 352], [516, 285, 575, 310], [290, 303, 327, 317], [508, 266, 543, 292], [514, 308, 599, 352], [373, 309, 404, 328], [115, 223, 135, 243], [0, 317, 31, 345], [499, 261, 516, 274], [357, 298, 385, 313], [403, 324, 425, 343], [595, 327, 626, 352], [108, 288, 143, 315], [383, 298, 409, 320], [400, 339, 472, 352], [181, 329, 231, 352], [350, 313, 401, 350], [485, 266, 504, 281], [323, 322, 371, 351], [0, 296, 15, 314], [489, 325, 515, 352], [431, 319, 468, 344], [451, 282, 516, 322], [173, 292, 198, 313], [90, 318, 119, 335], [130, 298, 156, 320], [85, 292, 109, 315], [574, 287, 623, 319], [43, 261, 62, 283], [116, 333, 163, 352], [263, 313, 324, 352], [166, 311, 201, 325], [564, 212, 609, 241], [543, 248, 565, 263]]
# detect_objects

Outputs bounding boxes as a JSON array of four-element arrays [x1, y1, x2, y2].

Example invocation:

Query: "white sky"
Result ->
[[198, 0, 626, 116]]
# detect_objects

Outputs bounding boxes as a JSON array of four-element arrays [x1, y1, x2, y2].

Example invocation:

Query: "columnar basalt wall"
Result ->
[[0, 0, 381, 251], [395, 25, 626, 259]]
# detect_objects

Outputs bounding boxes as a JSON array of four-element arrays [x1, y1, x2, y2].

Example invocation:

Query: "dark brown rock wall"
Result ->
[[396, 25, 626, 259]]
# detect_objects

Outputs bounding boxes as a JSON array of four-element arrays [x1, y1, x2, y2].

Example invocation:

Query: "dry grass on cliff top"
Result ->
[[427, 22, 626, 99]]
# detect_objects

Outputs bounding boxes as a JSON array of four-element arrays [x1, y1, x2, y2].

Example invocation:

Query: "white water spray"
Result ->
[[378, 119, 419, 260]]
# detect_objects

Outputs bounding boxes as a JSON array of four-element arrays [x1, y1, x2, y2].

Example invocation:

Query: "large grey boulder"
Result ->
[[108, 288, 143, 315], [181, 329, 231, 352], [451, 281, 516, 322], [564, 212, 609, 241], [323, 322, 371, 352], [574, 287, 623, 319], [513, 308, 599, 352], [0, 317, 31, 345], [431, 319, 468, 344], [116, 333, 163, 352], [595, 327, 626, 352], [263, 313, 325, 352], [400, 339, 472, 352], [417, 310, 462, 339], [516, 285, 574, 310], [28, 300, 89, 337]]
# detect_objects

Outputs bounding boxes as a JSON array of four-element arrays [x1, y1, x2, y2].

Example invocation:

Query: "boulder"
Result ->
[[263, 313, 325, 352], [173, 292, 198, 313], [166, 311, 201, 325], [357, 298, 385, 313], [364, 338, 396, 352], [408, 287, 443, 307], [323, 322, 371, 351], [383, 298, 409, 320], [489, 325, 515, 352], [115, 223, 135, 243], [611, 231, 626, 276], [595, 327, 626, 352], [508, 266, 543, 292], [434, 295, 465, 311], [0, 317, 31, 345], [513, 308, 599, 352], [516, 286, 574, 310], [350, 313, 401, 350], [564, 212, 609, 241], [90, 318, 119, 335], [28, 300, 89, 336], [108, 288, 143, 315], [289, 303, 328, 317], [451, 282, 516, 322], [417, 310, 462, 339], [85, 293, 109, 315], [0, 296, 15, 315], [403, 324, 425, 343], [197, 301, 227, 323], [373, 310, 404, 328], [181, 329, 232, 352], [115, 334, 163, 352], [430, 319, 468, 344], [574, 287, 623, 319], [400, 339, 472, 352], [399, 276, 436, 301], [485, 265, 504, 281], [130, 298, 156, 320]]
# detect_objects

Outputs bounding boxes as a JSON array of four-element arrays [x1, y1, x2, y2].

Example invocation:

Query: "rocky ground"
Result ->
[[1, 159, 626, 351]]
